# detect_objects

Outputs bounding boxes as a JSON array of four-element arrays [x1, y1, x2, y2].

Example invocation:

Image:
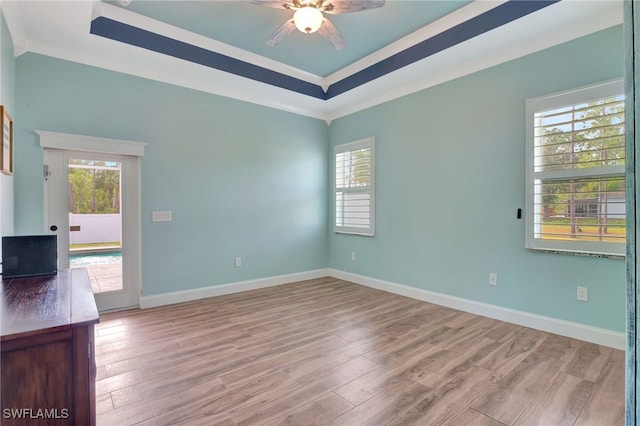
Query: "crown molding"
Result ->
[[325, 0, 623, 122], [324, 0, 507, 88], [1, 0, 27, 57], [7, 0, 625, 123]]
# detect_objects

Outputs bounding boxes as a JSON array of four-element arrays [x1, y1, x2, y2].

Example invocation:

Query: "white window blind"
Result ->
[[525, 79, 625, 256], [335, 137, 375, 236]]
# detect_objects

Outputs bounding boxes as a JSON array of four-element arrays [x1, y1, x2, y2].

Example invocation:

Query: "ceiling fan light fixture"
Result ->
[[293, 7, 323, 34]]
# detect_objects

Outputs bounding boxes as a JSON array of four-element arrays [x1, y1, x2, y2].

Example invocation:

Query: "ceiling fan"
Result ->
[[251, 0, 386, 50]]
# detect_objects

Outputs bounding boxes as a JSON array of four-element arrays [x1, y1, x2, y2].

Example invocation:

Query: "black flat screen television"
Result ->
[[2, 235, 58, 279]]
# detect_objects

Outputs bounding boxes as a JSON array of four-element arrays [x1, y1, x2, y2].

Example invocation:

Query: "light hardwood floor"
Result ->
[[95, 277, 624, 426]]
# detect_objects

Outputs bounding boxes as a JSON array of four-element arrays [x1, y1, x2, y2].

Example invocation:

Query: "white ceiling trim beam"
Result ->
[[324, 0, 507, 88], [94, 1, 324, 87], [10, 1, 329, 119], [24, 35, 331, 120], [324, 0, 623, 122], [3, 0, 625, 124]]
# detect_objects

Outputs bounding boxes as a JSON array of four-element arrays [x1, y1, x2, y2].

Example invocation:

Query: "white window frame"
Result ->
[[525, 78, 625, 256], [334, 137, 375, 236]]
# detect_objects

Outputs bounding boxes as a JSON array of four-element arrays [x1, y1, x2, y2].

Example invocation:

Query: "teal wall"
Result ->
[[1, 12, 14, 110], [328, 26, 626, 332], [12, 25, 626, 332], [14, 54, 328, 295], [1, 10, 14, 235]]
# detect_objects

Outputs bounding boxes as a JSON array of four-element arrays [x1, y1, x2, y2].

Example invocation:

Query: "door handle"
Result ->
[[50, 225, 58, 232]]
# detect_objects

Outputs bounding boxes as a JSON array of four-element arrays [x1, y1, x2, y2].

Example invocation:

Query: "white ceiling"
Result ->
[[2, 0, 623, 123]]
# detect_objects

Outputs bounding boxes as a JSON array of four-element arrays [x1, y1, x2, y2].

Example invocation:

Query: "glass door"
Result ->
[[67, 159, 123, 295], [45, 149, 140, 311]]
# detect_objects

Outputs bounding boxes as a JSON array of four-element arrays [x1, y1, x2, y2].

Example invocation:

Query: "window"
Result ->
[[334, 137, 375, 236], [525, 79, 625, 256]]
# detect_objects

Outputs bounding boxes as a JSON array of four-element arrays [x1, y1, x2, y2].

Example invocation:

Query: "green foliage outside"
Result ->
[[541, 219, 625, 243], [538, 96, 625, 243], [349, 148, 371, 187], [68, 160, 120, 214]]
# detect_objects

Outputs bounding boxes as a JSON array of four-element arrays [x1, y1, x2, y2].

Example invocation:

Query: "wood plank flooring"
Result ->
[[95, 277, 624, 426]]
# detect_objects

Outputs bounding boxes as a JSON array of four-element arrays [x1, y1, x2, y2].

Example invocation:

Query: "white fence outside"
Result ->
[[69, 214, 121, 245]]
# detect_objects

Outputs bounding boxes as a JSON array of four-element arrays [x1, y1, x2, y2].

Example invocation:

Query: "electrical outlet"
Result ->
[[351, 252, 356, 261], [489, 273, 498, 286], [577, 286, 588, 302], [235, 257, 242, 268]]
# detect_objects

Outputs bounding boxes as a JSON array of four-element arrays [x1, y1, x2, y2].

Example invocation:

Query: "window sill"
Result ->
[[528, 248, 625, 260], [334, 231, 375, 237]]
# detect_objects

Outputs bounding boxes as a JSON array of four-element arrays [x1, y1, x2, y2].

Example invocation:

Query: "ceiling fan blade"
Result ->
[[322, 0, 385, 14], [250, 0, 296, 10], [267, 19, 297, 46], [317, 17, 346, 50]]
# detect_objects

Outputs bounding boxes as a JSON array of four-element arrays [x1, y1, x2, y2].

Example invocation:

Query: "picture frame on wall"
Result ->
[[1, 106, 13, 175]]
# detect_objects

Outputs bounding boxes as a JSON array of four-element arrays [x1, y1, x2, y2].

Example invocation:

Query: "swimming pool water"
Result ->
[[70, 252, 122, 267]]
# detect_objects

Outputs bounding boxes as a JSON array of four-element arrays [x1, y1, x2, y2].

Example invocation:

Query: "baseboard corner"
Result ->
[[326, 268, 625, 350]]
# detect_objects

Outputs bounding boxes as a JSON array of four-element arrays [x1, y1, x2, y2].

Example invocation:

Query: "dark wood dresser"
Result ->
[[1, 268, 100, 425]]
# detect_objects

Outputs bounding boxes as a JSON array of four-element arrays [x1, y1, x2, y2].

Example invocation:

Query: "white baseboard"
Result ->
[[328, 269, 625, 350], [139, 267, 625, 350], [139, 268, 331, 309]]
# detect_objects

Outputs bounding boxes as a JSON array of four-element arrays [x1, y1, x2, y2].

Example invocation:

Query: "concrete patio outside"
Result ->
[[80, 262, 122, 294]]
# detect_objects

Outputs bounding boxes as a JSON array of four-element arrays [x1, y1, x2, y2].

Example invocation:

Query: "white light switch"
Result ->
[[152, 211, 172, 222], [489, 273, 498, 286]]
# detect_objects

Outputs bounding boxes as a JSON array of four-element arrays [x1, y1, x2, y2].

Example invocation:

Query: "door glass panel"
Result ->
[[66, 158, 123, 294]]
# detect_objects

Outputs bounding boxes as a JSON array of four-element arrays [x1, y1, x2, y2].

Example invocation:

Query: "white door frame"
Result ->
[[39, 131, 146, 311]]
